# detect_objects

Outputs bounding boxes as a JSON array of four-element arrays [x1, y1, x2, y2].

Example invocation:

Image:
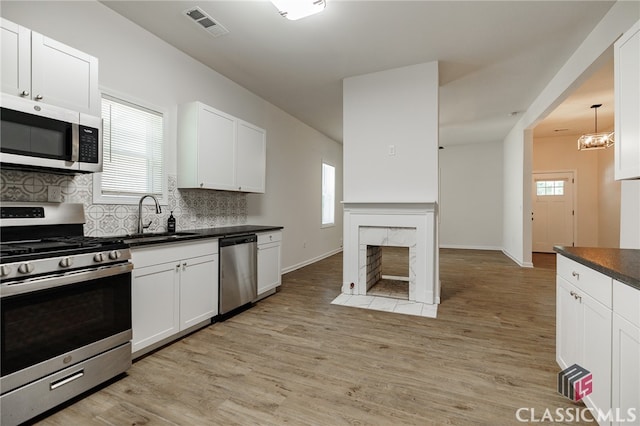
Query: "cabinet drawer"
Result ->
[[258, 231, 282, 245], [557, 255, 612, 308], [613, 280, 640, 327], [132, 239, 218, 268]]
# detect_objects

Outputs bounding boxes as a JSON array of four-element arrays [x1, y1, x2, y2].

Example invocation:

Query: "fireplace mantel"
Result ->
[[342, 202, 440, 304]]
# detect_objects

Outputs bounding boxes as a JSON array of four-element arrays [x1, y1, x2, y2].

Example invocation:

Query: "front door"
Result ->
[[532, 172, 575, 253]]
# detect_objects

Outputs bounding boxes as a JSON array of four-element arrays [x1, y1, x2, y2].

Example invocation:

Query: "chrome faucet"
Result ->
[[137, 194, 162, 234]]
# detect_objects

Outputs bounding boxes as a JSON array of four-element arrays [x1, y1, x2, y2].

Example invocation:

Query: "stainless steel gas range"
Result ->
[[0, 202, 132, 425]]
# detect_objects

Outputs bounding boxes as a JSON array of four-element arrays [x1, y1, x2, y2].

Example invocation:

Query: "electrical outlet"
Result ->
[[47, 186, 62, 203], [388, 145, 396, 156], [303, 241, 307, 248]]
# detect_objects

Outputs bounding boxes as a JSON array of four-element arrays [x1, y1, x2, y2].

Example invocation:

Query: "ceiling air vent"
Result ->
[[183, 6, 229, 38]]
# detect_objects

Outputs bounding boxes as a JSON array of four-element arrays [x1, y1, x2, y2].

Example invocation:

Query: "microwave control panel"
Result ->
[[78, 126, 100, 163]]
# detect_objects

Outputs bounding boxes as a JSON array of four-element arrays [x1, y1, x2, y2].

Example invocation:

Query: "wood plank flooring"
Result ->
[[31, 249, 593, 425]]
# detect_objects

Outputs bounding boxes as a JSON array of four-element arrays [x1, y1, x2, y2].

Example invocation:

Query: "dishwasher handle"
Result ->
[[219, 234, 257, 247]]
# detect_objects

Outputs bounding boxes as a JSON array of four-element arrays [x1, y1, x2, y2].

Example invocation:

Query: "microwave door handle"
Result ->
[[71, 123, 79, 162]]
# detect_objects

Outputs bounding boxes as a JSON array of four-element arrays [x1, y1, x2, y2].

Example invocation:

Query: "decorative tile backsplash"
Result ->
[[0, 169, 247, 237]]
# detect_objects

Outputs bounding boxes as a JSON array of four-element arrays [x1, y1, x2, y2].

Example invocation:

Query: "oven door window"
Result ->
[[0, 107, 73, 161], [1, 271, 131, 377]]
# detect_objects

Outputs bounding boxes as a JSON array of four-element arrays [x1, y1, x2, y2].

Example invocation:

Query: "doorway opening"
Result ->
[[532, 171, 575, 253]]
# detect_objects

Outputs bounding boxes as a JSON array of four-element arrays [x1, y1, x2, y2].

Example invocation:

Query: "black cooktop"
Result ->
[[0, 236, 127, 263]]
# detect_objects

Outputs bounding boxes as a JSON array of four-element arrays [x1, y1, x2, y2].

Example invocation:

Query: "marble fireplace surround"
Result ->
[[343, 202, 439, 304]]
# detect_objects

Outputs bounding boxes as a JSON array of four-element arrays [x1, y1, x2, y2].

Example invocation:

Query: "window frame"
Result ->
[[321, 161, 336, 228], [92, 88, 168, 206], [535, 179, 566, 197]]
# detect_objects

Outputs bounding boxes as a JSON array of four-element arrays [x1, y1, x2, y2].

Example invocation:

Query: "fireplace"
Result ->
[[366, 246, 410, 299], [343, 202, 439, 304]]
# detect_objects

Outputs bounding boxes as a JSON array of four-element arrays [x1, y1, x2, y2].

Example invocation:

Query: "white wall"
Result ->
[[620, 181, 640, 248], [1, 1, 343, 271], [343, 62, 439, 202], [502, 1, 639, 265], [439, 141, 503, 250], [597, 147, 621, 247]]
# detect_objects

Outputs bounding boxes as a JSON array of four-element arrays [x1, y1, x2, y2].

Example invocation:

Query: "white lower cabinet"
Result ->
[[257, 231, 282, 297], [131, 239, 218, 356], [131, 260, 180, 355], [557, 275, 612, 419], [612, 280, 640, 426], [557, 256, 640, 425]]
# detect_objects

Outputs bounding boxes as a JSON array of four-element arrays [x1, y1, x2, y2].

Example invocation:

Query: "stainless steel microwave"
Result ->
[[0, 95, 102, 173]]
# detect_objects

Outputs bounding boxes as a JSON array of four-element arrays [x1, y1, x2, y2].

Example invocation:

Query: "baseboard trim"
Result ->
[[501, 248, 534, 268], [282, 247, 343, 274], [439, 244, 503, 251]]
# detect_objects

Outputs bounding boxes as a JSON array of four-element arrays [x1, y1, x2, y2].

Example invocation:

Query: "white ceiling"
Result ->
[[100, 0, 616, 145]]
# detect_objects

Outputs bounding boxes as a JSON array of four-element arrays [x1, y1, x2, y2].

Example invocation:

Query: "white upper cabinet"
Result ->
[[0, 18, 99, 116], [236, 119, 266, 193], [614, 20, 640, 180], [1, 19, 30, 98], [178, 102, 237, 191], [178, 101, 266, 193]]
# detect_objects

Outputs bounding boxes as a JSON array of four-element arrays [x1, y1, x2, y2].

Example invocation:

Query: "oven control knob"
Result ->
[[93, 253, 105, 263], [59, 257, 73, 268], [108, 250, 122, 260], [0, 265, 12, 277], [18, 263, 34, 274]]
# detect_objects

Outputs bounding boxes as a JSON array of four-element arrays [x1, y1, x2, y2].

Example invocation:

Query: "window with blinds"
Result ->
[[322, 162, 335, 227], [93, 93, 166, 204]]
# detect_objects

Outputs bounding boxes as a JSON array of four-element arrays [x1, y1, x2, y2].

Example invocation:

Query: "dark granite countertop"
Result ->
[[123, 225, 283, 248], [554, 246, 640, 290]]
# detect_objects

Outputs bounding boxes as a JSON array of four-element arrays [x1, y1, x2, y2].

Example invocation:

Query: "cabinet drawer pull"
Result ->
[[571, 271, 580, 279], [50, 370, 84, 390], [35, 94, 43, 100], [20, 90, 29, 97]]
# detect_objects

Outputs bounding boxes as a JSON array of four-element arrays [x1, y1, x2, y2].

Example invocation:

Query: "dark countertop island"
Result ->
[[554, 246, 640, 291], [122, 225, 284, 248]]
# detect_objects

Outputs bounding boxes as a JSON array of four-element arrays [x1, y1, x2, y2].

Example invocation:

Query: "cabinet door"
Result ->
[[31, 32, 99, 115], [258, 241, 281, 295], [1, 19, 30, 97], [236, 120, 266, 193], [132, 262, 180, 353], [557, 277, 581, 369], [612, 315, 640, 426], [197, 106, 236, 190], [581, 293, 612, 419], [614, 20, 640, 180], [180, 254, 218, 329]]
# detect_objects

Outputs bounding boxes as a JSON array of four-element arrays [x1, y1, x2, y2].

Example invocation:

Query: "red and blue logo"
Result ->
[[558, 364, 593, 401]]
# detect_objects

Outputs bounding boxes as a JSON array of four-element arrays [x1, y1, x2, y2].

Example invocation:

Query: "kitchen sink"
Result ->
[[122, 231, 199, 244]]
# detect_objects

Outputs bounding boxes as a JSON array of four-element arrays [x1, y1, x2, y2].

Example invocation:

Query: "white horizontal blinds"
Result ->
[[101, 95, 163, 197], [322, 162, 335, 225]]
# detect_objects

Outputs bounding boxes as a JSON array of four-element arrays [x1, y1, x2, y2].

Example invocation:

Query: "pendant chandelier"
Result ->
[[577, 104, 614, 150]]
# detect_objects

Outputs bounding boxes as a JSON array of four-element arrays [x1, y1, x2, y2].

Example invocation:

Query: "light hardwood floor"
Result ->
[[32, 249, 592, 425]]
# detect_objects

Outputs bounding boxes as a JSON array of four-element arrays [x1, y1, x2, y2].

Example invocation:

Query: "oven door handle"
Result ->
[[0, 263, 133, 298]]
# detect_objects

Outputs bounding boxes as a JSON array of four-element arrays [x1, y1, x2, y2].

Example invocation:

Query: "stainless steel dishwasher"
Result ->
[[219, 234, 258, 316]]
